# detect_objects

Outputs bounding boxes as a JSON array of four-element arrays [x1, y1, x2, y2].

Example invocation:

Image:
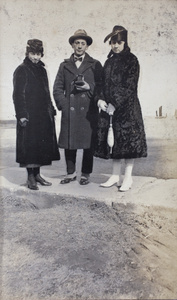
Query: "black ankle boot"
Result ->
[[35, 174, 52, 186], [27, 174, 39, 190]]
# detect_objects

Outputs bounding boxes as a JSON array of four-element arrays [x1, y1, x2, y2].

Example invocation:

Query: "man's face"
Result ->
[[28, 52, 42, 64], [72, 39, 88, 56]]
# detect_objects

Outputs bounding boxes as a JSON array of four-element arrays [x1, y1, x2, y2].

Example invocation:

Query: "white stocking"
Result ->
[[100, 159, 122, 187], [112, 159, 122, 177], [120, 159, 134, 191]]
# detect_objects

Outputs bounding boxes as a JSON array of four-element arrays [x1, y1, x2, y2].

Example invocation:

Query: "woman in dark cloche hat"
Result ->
[[94, 26, 147, 192], [13, 39, 60, 190]]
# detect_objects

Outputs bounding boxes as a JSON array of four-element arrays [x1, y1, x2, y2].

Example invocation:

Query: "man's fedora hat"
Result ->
[[104, 25, 127, 43], [69, 29, 93, 46]]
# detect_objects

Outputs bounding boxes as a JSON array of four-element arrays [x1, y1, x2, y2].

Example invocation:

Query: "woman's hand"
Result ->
[[19, 118, 29, 127], [97, 100, 108, 112], [106, 103, 115, 115]]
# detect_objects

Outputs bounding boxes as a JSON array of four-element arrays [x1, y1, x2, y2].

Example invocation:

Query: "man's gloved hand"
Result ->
[[106, 103, 115, 115], [97, 99, 108, 112], [75, 81, 90, 91], [19, 118, 29, 127]]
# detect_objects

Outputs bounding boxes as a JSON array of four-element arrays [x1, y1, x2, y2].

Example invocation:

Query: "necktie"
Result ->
[[74, 56, 82, 62]]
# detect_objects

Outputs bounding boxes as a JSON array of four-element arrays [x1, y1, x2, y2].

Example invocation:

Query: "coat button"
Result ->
[[81, 107, 84, 110], [81, 94, 85, 98], [70, 94, 74, 97], [70, 107, 75, 111]]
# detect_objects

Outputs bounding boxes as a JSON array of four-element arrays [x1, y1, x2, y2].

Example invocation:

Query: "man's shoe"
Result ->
[[27, 174, 39, 190], [60, 173, 77, 184], [35, 174, 52, 186], [79, 176, 90, 185], [79, 173, 90, 185]]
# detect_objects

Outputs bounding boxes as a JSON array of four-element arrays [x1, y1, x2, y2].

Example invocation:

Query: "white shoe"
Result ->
[[100, 175, 120, 188], [119, 178, 133, 192]]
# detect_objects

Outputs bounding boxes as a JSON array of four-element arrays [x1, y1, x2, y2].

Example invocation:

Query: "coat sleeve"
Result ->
[[13, 66, 29, 120], [43, 67, 57, 116], [53, 64, 67, 111], [92, 60, 105, 104], [104, 55, 140, 110]]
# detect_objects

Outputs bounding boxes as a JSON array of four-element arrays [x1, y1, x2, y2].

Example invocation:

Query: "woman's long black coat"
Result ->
[[13, 57, 60, 165], [94, 48, 147, 159]]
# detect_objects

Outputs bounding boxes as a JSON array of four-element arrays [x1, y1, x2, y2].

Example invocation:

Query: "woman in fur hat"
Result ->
[[13, 39, 60, 190], [94, 26, 147, 191]]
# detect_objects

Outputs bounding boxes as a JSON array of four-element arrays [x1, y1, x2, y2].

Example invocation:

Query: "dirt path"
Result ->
[[1, 121, 177, 299], [1, 190, 177, 300]]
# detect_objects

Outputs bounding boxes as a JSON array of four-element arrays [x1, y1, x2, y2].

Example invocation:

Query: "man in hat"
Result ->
[[53, 29, 103, 185], [13, 39, 60, 190]]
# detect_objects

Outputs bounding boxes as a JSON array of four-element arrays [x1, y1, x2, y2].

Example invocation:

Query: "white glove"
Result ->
[[97, 100, 108, 112], [106, 103, 115, 115]]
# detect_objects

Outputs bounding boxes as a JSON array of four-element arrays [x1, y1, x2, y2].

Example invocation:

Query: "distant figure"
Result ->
[[13, 39, 60, 190], [53, 29, 103, 185], [94, 26, 147, 191]]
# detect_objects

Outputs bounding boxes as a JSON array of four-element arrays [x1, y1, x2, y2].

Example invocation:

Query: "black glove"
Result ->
[[75, 81, 90, 91], [48, 105, 57, 117], [19, 118, 29, 127], [73, 74, 90, 91]]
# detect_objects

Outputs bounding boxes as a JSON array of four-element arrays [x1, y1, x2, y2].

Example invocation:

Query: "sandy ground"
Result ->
[[1, 190, 177, 300], [0, 118, 177, 299]]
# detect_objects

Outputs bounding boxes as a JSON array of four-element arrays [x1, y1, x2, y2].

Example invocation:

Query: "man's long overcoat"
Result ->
[[13, 57, 60, 165], [94, 48, 147, 159], [53, 53, 103, 149]]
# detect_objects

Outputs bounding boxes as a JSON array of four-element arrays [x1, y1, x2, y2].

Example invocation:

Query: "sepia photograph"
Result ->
[[0, 0, 177, 299]]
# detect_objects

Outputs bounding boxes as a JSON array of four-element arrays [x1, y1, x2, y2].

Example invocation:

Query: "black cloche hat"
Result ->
[[104, 25, 127, 43]]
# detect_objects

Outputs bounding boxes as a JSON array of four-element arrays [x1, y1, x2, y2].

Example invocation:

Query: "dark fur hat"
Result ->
[[26, 39, 44, 57]]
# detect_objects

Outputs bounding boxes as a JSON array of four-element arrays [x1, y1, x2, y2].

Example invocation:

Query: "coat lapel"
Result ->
[[78, 53, 94, 74], [64, 53, 94, 76], [63, 57, 77, 75]]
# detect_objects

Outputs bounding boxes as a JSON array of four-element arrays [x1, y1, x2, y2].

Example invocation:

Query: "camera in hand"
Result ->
[[74, 74, 85, 86]]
